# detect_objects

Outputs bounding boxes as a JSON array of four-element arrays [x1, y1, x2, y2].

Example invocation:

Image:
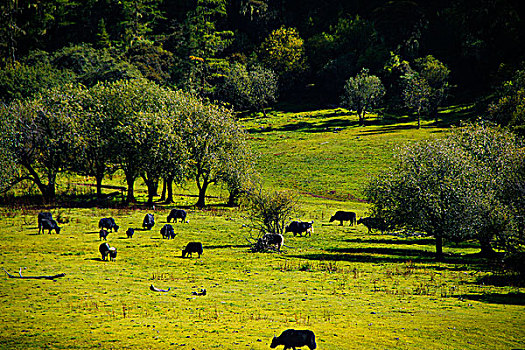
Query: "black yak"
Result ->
[[182, 242, 203, 258], [285, 221, 314, 237], [142, 214, 155, 230], [167, 209, 187, 223], [357, 217, 386, 234], [329, 211, 357, 226], [270, 329, 316, 350], [99, 217, 119, 232]]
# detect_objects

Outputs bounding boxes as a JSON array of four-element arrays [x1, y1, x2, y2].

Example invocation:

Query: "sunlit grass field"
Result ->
[[0, 107, 523, 349]]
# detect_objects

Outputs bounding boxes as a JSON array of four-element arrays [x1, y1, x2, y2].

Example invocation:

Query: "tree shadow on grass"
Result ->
[[289, 248, 488, 266], [345, 237, 482, 249], [330, 246, 437, 259], [344, 238, 436, 246], [205, 244, 250, 250], [247, 118, 360, 134], [461, 292, 525, 305], [288, 252, 436, 264]]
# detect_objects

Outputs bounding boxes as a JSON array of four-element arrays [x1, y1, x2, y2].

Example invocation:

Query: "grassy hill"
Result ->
[[0, 107, 523, 350]]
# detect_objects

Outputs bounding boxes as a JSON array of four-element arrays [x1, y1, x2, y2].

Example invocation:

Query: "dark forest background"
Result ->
[[1, 0, 524, 112]]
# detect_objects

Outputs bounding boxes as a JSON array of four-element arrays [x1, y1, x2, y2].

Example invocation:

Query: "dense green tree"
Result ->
[[125, 41, 174, 84], [218, 62, 278, 115], [413, 55, 450, 118], [340, 68, 385, 126], [445, 123, 522, 256], [89, 79, 168, 203], [488, 69, 525, 136], [258, 26, 307, 90], [179, 97, 250, 207], [171, 0, 234, 96], [402, 69, 431, 129], [0, 62, 74, 103], [74, 83, 120, 199], [51, 44, 143, 87], [365, 123, 523, 259], [0, 85, 82, 202]]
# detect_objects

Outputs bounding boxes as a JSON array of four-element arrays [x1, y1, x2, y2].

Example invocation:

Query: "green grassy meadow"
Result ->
[[0, 108, 524, 349]]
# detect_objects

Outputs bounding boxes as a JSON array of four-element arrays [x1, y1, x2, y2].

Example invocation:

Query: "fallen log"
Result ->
[[150, 284, 170, 292], [2, 267, 66, 280]]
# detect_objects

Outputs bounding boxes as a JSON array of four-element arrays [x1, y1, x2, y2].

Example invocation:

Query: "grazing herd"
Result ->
[[35, 209, 202, 262], [34, 207, 388, 349]]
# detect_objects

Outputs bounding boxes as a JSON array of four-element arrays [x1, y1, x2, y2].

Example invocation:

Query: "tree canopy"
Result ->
[[364, 123, 524, 259]]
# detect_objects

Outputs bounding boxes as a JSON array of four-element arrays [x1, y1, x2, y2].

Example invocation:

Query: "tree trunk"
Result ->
[[160, 178, 167, 202], [22, 161, 56, 203], [95, 174, 104, 199], [479, 236, 496, 257], [196, 180, 209, 208], [42, 184, 56, 204], [142, 174, 158, 206], [227, 188, 240, 207], [435, 234, 443, 261], [125, 171, 136, 203], [417, 107, 421, 129], [165, 175, 174, 204], [358, 108, 365, 126]]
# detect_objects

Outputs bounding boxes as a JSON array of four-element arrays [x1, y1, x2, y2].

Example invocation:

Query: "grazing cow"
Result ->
[[285, 221, 314, 237], [329, 211, 357, 226], [167, 209, 187, 223], [357, 217, 386, 234], [182, 242, 203, 258], [99, 243, 110, 261], [37, 212, 53, 234], [160, 224, 175, 239], [126, 228, 134, 238], [142, 214, 155, 230], [99, 243, 117, 261], [270, 329, 317, 350], [99, 229, 109, 241], [262, 233, 284, 251], [40, 218, 61, 234], [99, 217, 119, 232]]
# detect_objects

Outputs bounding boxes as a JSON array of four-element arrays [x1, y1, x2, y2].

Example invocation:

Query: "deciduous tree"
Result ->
[[340, 68, 385, 126], [0, 84, 82, 202], [365, 123, 523, 259]]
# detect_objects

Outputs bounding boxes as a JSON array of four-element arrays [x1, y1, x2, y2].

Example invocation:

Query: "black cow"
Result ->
[[329, 211, 357, 226], [40, 218, 61, 234], [182, 242, 203, 258], [142, 214, 155, 230], [160, 224, 176, 239], [357, 217, 386, 234], [99, 217, 119, 232], [99, 243, 110, 260], [270, 329, 317, 350], [167, 209, 187, 223], [285, 221, 314, 237], [262, 233, 284, 251], [99, 229, 109, 241], [126, 228, 134, 238], [99, 243, 117, 261], [37, 212, 53, 234]]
